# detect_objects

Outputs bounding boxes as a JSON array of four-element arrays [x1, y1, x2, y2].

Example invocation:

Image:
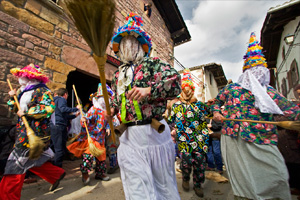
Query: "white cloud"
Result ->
[[174, 0, 287, 82]]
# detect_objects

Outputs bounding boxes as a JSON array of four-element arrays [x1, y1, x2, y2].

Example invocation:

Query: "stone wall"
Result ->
[[0, 0, 175, 125]]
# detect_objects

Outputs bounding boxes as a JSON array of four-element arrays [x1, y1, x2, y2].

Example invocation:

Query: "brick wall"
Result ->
[[0, 0, 175, 125]]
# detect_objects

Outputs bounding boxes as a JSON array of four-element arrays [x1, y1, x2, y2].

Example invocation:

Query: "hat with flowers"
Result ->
[[10, 63, 49, 83], [243, 32, 268, 72], [181, 69, 195, 91], [112, 13, 152, 56]]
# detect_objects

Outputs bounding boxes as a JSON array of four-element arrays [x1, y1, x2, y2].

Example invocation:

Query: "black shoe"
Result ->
[[107, 165, 119, 174], [49, 172, 66, 191]]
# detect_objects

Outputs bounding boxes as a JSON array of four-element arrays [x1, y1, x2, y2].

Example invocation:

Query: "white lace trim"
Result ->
[[237, 66, 283, 114], [117, 64, 134, 95]]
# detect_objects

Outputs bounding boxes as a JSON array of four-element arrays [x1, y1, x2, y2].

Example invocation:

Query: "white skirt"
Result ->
[[221, 133, 291, 200], [117, 119, 180, 200]]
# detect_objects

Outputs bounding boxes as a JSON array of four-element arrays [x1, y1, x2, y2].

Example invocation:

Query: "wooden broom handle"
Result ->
[[206, 116, 278, 125], [93, 54, 116, 143], [72, 85, 91, 138], [7, 79, 33, 136], [222, 118, 278, 125]]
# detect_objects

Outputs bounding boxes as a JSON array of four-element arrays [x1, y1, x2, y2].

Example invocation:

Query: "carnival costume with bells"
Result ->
[[110, 13, 181, 200], [212, 32, 300, 200]]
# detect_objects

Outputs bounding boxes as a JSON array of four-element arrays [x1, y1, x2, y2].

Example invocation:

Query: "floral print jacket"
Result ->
[[7, 87, 55, 150], [110, 57, 181, 122], [212, 83, 300, 145], [169, 101, 211, 154], [79, 106, 110, 145]]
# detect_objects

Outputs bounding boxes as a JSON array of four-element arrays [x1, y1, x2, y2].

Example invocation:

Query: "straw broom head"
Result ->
[[27, 130, 45, 159], [63, 0, 115, 57]]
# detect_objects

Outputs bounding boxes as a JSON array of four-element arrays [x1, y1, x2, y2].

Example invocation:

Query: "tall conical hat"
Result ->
[[243, 32, 268, 72]]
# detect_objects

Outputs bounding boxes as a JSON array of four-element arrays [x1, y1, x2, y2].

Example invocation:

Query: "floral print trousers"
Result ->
[[181, 151, 206, 189], [80, 153, 106, 176]]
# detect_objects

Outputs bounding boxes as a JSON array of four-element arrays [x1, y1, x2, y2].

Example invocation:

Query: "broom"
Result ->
[[63, 0, 116, 143], [206, 116, 300, 131], [72, 85, 104, 157], [7, 79, 45, 159]]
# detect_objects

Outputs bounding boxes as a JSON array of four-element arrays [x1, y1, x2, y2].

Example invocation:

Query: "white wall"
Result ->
[[204, 70, 219, 101], [276, 16, 300, 99]]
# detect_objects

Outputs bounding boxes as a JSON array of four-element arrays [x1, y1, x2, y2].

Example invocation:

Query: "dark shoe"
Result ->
[[24, 177, 37, 184], [217, 170, 223, 175], [107, 165, 119, 174], [49, 172, 66, 191], [95, 174, 110, 181], [194, 187, 204, 197], [182, 180, 189, 191], [82, 173, 90, 186]]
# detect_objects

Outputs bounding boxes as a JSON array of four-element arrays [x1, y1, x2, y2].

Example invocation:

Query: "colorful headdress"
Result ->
[[243, 32, 268, 72], [89, 83, 113, 101], [10, 63, 49, 83], [112, 13, 152, 56], [181, 69, 195, 91]]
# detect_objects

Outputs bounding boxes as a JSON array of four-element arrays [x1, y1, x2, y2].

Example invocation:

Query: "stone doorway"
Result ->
[[66, 70, 105, 109]]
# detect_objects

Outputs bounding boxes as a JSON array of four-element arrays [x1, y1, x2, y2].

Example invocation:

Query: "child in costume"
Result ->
[[212, 32, 300, 200], [0, 64, 65, 200], [169, 69, 211, 198], [68, 83, 112, 185], [105, 13, 181, 200]]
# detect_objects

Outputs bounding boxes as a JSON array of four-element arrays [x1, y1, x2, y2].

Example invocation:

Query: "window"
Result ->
[[282, 46, 285, 61], [209, 73, 213, 85], [281, 78, 287, 97], [288, 59, 299, 89]]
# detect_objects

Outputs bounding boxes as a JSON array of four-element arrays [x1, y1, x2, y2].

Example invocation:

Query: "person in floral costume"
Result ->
[[68, 83, 112, 185], [0, 64, 66, 200], [212, 33, 300, 200], [106, 13, 181, 200], [169, 69, 211, 198]]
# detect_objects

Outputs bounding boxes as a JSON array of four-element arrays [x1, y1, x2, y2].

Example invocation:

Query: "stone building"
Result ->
[[0, 0, 190, 126]]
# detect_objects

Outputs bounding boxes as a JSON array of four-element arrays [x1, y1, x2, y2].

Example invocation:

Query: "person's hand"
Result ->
[[17, 110, 25, 117], [75, 111, 80, 117], [127, 87, 151, 102], [213, 112, 224, 122], [8, 89, 17, 97], [76, 104, 82, 110], [103, 107, 115, 122], [106, 129, 111, 136], [207, 124, 212, 128], [206, 98, 215, 106], [81, 117, 87, 123]]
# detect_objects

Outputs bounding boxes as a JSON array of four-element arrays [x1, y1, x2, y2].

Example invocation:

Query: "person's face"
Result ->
[[297, 89, 300, 99], [63, 92, 68, 100], [18, 77, 29, 86], [183, 86, 193, 96]]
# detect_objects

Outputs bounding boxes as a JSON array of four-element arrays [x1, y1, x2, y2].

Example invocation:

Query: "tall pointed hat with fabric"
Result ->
[[112, 13, 152, 57], [243, 32, 268, 72]]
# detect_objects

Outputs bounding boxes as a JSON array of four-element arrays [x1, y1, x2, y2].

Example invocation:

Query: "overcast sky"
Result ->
[[174, 0, 287, 82]]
